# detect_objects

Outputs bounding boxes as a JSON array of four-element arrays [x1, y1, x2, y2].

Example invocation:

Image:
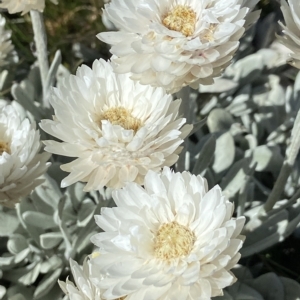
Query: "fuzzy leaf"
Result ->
[[22, 211, 56, 230], [212, 131, 235, 173], [39, 232, 63, 250], [192, 135, 216, 175], [0, 211, 19, 236], [7, 234, 28, 255], [33, 268, 63, 299]]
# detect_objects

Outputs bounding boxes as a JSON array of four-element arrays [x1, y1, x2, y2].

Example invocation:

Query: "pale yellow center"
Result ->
[[153, 221, 196, 260], [162, 5, 197, 36], [100, 107, 142, 132], [0, 140, 10, 155]]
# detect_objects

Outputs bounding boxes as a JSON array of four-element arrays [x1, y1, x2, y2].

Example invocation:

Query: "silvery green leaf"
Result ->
[[199, 78, 238, 93], [249, 273, 284, 300], [284, 201, 300, 238], [200, 96, 218, 116], [77, 198, 96, 227], [207, 108, 234, 132], [7, 234, 28, 255], [5, 285, 34, 300], [47, 162, 67, 187], [35, 175, 62, 209], [8, 295, 26, 300], [37, 284, 63, 300], [40, 256, 63, 274], [280, 277, 300, 300], [227, 53, 264, 85], [242, 209, 288, 257], [245, 145, 283, 173], [192, 135, 216, 175], [223, 282, 264, 300], [4, 261, 41, 285], [40, 232, 63, 250], [188, 118, 207, 136], [0, 286, 5, 298], [12, 82, 42, 120], [0, 211, 19, 236], [45, 50, 61, 92], [254, 13, 276, 50], [66, 182, 86, 211], [220, 158, 254, 199], [0, 69, 10, 92], [22, 212, 56, 230], [56, 64, 71, 90], [18, 199, 44, 246], [33, 267, 63, 299], [212, 131, 235, 174]]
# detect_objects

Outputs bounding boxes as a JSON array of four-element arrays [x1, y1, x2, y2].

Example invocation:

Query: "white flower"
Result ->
[[59, 258, 102, 300], [0, 0, 58, 15], [90, 167, 245, 300], [98, 0, 259, 93], [278, 0, 300, 69], [0, 104, 51, 208], [0, 15, 14, 67], [40, 59, 192, 191]]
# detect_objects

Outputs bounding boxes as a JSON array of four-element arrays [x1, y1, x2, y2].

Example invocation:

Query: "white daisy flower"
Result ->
[[40, 59, 192, 191], [90, 167, 245, 300], [59, 258, 102, 300], [0, 104, 51, 208], [0, 14, 14, 67], [278, 0, 300, 69], [0, 0, 58, 15], [98, 0, 259, 93]]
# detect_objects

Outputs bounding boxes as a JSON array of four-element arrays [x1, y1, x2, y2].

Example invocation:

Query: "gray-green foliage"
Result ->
[[187, 47, 300, 258], [0, 172, 113, 300]]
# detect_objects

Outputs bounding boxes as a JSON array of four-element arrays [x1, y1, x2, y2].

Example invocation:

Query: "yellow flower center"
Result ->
[[100, 107, 142, 132], [153, 221, 196, 260], [162, 5, 197, 36], [0, 140, 10, 155]]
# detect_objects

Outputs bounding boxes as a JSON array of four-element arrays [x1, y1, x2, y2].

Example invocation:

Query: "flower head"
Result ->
[[91, 167, 245, 300], [0, 15, 14, 67], [40, 59, 191, 191], [278, 0, 300, 69], [0, 105, 51, 208], [98, 0, 259, 93], [59, 258, 102, 300]]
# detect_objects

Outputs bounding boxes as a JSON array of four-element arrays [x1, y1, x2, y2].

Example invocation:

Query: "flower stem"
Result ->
[[30, 10, 49, 107], [176, 86, 192, 172], [263, 110, 300, 212]]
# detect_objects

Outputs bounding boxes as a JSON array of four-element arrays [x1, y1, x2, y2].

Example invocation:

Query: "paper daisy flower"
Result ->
[[278, 0, 300, 69], [40, 59, 191, 191], [98, 0, 259, 93], [59, 258, 102, 300], [90, 167, 245, 300], [0, 15, 14, 67], [0, 105, 51, 208], [0, 0, 58, 15]]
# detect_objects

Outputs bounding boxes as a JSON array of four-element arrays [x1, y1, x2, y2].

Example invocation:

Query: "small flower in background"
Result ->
[[0, 0, 58, 15], [98, 0, 259, 93], [278, 0, 300, 69], [0, 104, 51, 208], [59, 258, 102, 300], [91, 167, 245, 300], [40, 59, 192, 191], [0, 14, 14, 67]]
